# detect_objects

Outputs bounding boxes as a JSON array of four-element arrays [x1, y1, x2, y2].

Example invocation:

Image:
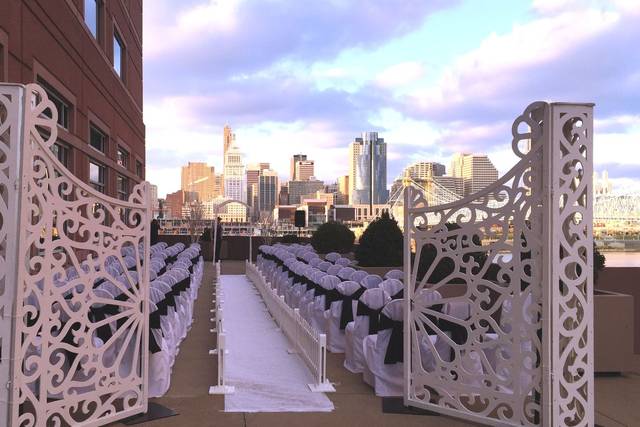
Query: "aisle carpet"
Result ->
[[220, 275, 334, 413]]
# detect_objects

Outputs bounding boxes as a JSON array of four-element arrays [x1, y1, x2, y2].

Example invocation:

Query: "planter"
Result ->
[[594, 289, 634, 373]]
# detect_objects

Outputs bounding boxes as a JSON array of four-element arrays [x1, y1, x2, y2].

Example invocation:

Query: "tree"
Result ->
[[311, 221, 355, 254], [355, 211, 403, 267]]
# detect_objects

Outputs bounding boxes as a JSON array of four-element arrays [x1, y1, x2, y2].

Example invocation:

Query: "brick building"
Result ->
[[1, 0, 145, 200]]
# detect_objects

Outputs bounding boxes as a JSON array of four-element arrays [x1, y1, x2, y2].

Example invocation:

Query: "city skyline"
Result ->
[[144, 1, 640, 199]]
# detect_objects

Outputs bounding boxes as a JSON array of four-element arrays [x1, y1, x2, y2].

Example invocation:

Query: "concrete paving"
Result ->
[[111, 261, 639, 427]]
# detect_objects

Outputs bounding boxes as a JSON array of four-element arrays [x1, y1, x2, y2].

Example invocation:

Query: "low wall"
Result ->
[[597, 267, 640, 354]]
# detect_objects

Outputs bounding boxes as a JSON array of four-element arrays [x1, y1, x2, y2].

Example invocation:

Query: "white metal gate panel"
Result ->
[[403, 101, 594, 426], [0, 84, 151, 426]]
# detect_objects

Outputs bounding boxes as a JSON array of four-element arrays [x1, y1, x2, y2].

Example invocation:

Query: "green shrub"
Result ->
[[594, 243, 606, 283], [281, 234, 299, 244], [355, 211, 403, 267], [311, 221, 355, 254]]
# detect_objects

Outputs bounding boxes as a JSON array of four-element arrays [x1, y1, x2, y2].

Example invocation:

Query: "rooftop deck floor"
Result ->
[[112, 261, 640, 427]]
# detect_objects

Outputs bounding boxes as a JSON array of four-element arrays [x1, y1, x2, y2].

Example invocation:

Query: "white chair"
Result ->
[[344, 288, 390, 373], [326, 264, 342, 276], [325, 252, 340, 263], [384, 269, 404, 281], [361, 274, 383, 289], [349, 270, 368, 284], [335, 257, 352, 267], [317, 261, 332, 272], [380, 279, 404, 300], [337, 267, 355, 281], [325, 281, 362, 353], [309, 275, 341, 333], [363, 299, 404, 396]]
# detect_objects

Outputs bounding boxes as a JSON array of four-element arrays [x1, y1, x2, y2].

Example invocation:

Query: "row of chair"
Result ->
[[258, 243, 536, 397]]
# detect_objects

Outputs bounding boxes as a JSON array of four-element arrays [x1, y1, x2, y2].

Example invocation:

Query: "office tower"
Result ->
[[180, 162, 218, 201], [165, 190, 197, 219], [279, 183, 290, 205], [1, 1, 144, 200], [403, 162, 446, 180], [432, 176, 465, 197], [290, 154, 314, 181], [291, 154, 307, 180], [288, 179, 324, 205], [223, 125, 235, 168], [338, 175, 349, 203], [258, 170, 279, 214], [349, 132, 388, 206], [224, 139, 247, 203], [450, 153, 499, 196]]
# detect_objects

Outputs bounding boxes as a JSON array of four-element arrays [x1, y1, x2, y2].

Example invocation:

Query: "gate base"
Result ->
[[382, 398, 440, 416], [308, 381, 336, 393]]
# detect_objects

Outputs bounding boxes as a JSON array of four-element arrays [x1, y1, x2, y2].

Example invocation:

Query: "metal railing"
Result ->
[[246, 262, 334, 392], [208, 264, 234, 394]]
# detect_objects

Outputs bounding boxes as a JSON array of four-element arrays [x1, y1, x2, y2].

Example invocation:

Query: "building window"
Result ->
[[89, 123, 107, 153], [117, 174, 129, 200], [117, 146, 129, 169], [36, 78, 71, 130], [52, 142, 72, 169], [136, 160, 143, 178], [89, 160, 106, 193], [113, 30, 125, 79], [84, 0, 103, 40]]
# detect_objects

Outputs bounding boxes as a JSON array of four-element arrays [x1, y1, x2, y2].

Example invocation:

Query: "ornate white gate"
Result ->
[[403, 102, 594, 426], [0, 84, 151, 426]]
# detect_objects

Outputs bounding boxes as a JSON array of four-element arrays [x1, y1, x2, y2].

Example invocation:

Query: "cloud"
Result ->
[[375, 62, 425, 88], [144, 0, 454, 86]]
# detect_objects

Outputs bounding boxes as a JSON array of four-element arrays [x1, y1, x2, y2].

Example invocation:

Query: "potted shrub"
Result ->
[[355, 211, 403, 267], [311, 221, 355, 254]]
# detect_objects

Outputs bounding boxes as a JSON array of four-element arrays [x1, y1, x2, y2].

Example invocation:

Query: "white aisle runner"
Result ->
[[221, 275, 334, 412]]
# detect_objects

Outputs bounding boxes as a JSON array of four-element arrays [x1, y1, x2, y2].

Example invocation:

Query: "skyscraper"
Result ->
[[338, 175, 349, 204], [223, 124, 235, 168], [450, 153, 499, 196], [403, 161, 446, 180], [224, 139, 246, 203], [181, 162, 219, 201], [258, 169, 279, 214], [349, 132, 388, 206], [291, 154, 314, 181]]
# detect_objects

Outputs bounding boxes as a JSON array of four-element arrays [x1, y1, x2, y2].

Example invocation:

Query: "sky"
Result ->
[[143, 0, 640, 198]]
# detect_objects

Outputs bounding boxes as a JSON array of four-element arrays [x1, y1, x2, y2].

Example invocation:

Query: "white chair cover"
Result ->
[[344, 288, 390, 373], [361, 274, 383, 289], [363, 300, 404, 396], [384, 269, 403, 280], [325, 281, 362, 353]]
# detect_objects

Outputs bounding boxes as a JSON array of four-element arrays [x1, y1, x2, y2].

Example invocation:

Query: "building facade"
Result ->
[[223, 124, 235, 168], [258, 169, 279, 215], [288, 179, 324, 205], [181, 161, 218, 201], [1, 0, 145, 200], [165, 189, 197, 219], [349, 132, 388, 205], [403, 161, 446, 179], [450, 153, 499, 196], [223, 139, 246, 203]]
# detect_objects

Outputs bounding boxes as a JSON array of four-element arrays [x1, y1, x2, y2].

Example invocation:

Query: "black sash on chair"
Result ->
[[339, 287, 366, 329], [149, 310, 162, 354], [391, 289, 404, 300], [379, 313, 403, 364], [89, 304, 120, 343], [356, 301, 383, 334], [323, 288, 342, 311]]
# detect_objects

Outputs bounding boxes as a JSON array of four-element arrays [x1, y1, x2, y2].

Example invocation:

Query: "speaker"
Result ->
[[294, 210, 306, 228]]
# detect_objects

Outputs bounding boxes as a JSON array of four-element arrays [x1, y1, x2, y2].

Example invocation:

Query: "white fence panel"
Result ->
[[0, 84, 151, 426], [403, 101, 593, 426], [246, 262, 334, 392]]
